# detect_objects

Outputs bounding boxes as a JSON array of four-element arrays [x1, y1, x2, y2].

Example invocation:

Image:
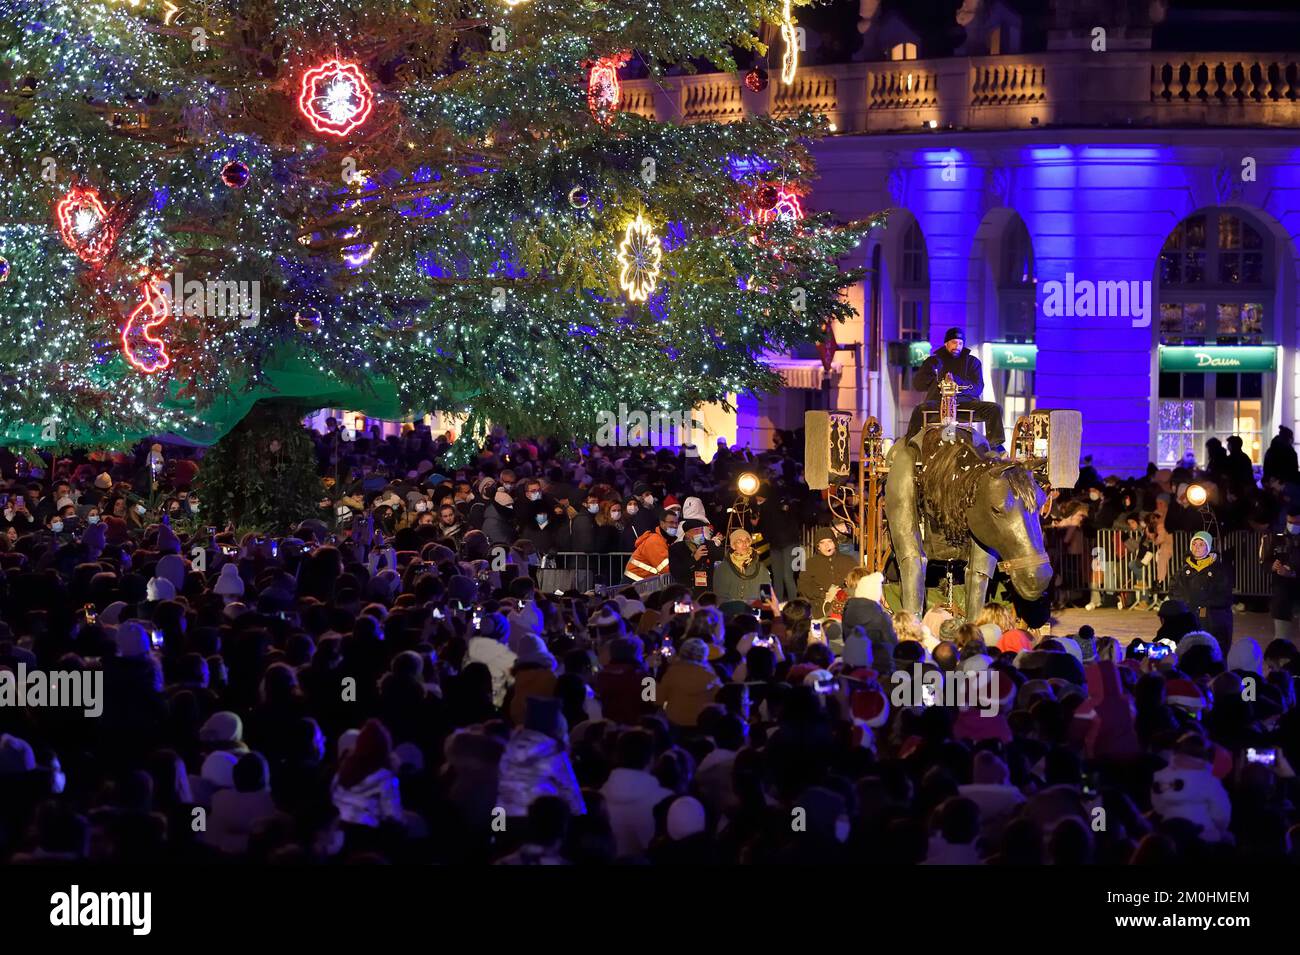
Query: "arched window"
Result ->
[[1156, 209, 1273, 467]]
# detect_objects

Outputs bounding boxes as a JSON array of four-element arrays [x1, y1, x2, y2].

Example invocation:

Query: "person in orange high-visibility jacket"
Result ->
[[624, 510, 680, 582]]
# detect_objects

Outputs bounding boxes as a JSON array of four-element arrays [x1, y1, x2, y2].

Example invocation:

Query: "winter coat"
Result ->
[[1171, 553, 1234, 610], [496, 728, 586, 818], [330, 767, 403, 827], [595, 662, 655, 725], [625, 529, 671, 581], [712, 554, 770, 605], [481, 501, 518, 545], [669, 538, 714, 595], [1070, 661, 1141, 762], [658, 659, 722, 727], [1151, 756, 1232, 843], [797, 550, 858, 610], [206, 788, 277, 854], [600, 767, 673, 859], [568, 511, 599, 553], [912, 346, 985, 402], [507, 666, 558, 726], [466, 636, 517, 707], [755, 498, 801, 549]]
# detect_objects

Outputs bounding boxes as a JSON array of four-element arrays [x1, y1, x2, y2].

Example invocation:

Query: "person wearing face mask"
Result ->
[[670, 519, 718, 596], [629, 485, 658, 536], [482, 486, 519, 545], [520, 503, 568, 555], [624, 509, 678, 581], [1264, 507, 1300, 642], [434, 503, 464, 543], [1171, 530, 1234, 658], [568, 494, 601, 553]]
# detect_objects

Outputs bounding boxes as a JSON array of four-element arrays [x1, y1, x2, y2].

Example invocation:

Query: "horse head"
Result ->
[[966, 463, 1052, 601]]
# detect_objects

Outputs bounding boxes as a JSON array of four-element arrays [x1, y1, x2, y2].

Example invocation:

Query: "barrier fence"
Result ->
[[538, 531, 1277, 600]]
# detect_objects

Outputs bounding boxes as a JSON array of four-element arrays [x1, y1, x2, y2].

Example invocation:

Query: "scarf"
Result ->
[[1186, 553, 1217, 572]]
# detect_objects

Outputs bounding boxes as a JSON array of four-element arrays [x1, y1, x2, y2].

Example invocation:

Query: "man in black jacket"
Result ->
[[906, 327, 1006, 451]]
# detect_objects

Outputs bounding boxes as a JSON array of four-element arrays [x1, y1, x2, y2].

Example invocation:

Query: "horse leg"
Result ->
[[884, 441, 926, 615], [966, 538, 998, 620]]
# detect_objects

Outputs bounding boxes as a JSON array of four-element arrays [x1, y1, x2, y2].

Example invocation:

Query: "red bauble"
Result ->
[[754, 185, 806, 226], [745, 67, 769, 92], [298, 60, 375, 137], [55, 185, 119, 266], [221, 161, 250, 189], [756, 184, 780, 209]]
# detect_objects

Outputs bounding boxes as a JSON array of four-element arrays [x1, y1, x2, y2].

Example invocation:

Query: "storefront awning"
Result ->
[[1158, 345, 1277, 373]]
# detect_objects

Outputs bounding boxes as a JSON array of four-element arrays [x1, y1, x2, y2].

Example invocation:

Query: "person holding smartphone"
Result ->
[[669, 519, 715, 597]]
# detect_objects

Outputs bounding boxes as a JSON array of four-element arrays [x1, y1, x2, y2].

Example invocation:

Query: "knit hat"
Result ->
[[514, 633, 558, 670], [213, 563, 244, 598], [147, 576, 176, 603], [156, 553, 187, 592], [446, 575, 478, 608], [100, 601, 127, 627], [523, 696, 567, 742], [200, 751, 238, 789], [854, 571, 885, 602], [813, 526, 836, 544], [493, 488, 514, 507], [200, 711, 243, 744], [114, 621, 151, 658], [609, 636, 644, 664], [1176, 630, 1222, 662], [680, 497, 709, 523], [1191, 530, 1213, 551], [943, 327, 964, 343], [1056, 636, 1084, 664], [156, 522, 181, 555], [679, 638, 709, 663], [977, 623, 1002, 645], [94, 472, 113, 490], [681, 518, 708, 533], [666, 796, 708, 841], [0, 733, 37, 775], [1166, 677, 1207, 711]]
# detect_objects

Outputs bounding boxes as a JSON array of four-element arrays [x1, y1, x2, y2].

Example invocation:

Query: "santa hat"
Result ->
[[1166, 677, 1207, 711], [851, 687, 890, 728]]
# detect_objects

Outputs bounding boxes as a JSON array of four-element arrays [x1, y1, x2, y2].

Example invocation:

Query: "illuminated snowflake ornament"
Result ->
[[298, 60, 374, 137], [55, 185, 118, 266], [616, 213, 662, 303], [587, 52, 630, 124], [754, 186, 806, 226]]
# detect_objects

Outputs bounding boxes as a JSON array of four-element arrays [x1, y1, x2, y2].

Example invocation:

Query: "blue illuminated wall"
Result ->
[[805, 130, 1300, 475]]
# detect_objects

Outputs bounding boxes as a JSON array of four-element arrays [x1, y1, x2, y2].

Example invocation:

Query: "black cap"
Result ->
[[943, 327, 964, 343]]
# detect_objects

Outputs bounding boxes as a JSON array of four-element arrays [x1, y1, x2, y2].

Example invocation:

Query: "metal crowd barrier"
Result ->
[[1045, 527, 1273, 600], [539, 552, 636, 594]]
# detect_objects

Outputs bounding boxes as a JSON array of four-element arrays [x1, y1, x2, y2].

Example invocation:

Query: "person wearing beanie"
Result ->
[[200, 711, 249, 754], [710, 528, 770, 605], [507, 634, 559, 725], [146, 576, 176, 603], [1171, 530, 1234, 658], [93, 472, 113, 491], [155, 522, 182, 555], [1165, 677, 1208, 713], [659, 637, 722, 728], [113, 621, 152, 659], [155, 553, 187, 593], [907, 327, 1005, 451], [669, 518, 718, 596], [624, 508, 678, 583], [648, 794, 715, 864], [796, 527, 857, 612], [213, 563, 245, 600], [497, 697, 585, 822], [330, 719, 403, 828], [841, 569, 897, 669], [481, 487, 518, 545], [595, 637, 655, 726], [958, 751, 1026, 846]]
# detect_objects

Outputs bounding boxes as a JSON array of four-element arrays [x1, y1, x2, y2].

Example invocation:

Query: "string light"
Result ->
[[587, 53, 630, 124], [298, 60, 374, 137], [122, 280, 171, 374], [780, 0, 798, 85], [755, 186, 805, 225], [617, 213, 662, 303]]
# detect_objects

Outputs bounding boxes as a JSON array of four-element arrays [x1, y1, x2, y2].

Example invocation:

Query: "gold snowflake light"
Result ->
[[616, 213, 663, 303]]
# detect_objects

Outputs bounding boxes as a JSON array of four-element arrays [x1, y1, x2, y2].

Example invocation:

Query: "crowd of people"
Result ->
[[0, 421, 1299, 864]]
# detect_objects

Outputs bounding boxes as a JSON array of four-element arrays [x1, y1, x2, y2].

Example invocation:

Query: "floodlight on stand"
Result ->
[[1186, 483, 1209, 507], [737, 472, 760, 497]]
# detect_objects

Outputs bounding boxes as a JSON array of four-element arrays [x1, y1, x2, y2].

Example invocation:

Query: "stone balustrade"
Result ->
[[620, 51, 1300, 133]]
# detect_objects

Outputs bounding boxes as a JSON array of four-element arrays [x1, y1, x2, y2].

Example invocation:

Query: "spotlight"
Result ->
[[1186, 483, 1209, 507], [926, 119, 938, 130], [737, 472, 760, 497]]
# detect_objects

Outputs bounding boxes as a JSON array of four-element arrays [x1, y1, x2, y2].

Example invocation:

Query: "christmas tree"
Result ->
[[0, 0, 866, 454]]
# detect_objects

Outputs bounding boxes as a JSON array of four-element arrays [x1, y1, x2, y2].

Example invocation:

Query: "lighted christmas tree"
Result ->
[[0, 0, 866, 453]]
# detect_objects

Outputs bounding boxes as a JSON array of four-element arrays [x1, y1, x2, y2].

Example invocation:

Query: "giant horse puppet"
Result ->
[[884, 427, 1054, 619]]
